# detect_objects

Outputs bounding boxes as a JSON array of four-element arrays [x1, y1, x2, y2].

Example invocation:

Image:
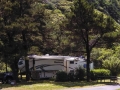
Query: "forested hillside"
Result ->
[[0, 0, 120, 82], [88, 0, 120, 24], [46, 0, 120, 24]]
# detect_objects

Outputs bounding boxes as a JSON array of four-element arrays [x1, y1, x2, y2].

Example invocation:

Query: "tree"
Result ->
[[42, 0, 74, 55], [10, 1, 47, 81], [0, 0, 46, 81], [70, 0, 118, 81], [45, 8, 69, 54]]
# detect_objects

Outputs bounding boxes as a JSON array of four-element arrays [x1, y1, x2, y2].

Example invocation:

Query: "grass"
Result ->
[[0, 79, 119, 90]]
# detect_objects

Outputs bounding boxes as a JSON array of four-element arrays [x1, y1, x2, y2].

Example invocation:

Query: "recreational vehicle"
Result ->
[[18, 54, 93, 79]]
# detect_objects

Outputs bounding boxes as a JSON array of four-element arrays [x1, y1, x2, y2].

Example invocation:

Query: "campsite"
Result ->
[[1, 0, 120, 90]]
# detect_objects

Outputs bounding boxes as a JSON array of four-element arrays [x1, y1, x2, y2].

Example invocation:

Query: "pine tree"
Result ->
[[70, 0, 118, 81]]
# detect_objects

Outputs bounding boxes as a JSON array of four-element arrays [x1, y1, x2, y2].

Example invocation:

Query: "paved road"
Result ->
[[65, 85, 120, 90]]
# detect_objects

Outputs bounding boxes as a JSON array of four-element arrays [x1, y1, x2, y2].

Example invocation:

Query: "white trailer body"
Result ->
[[18, 55, 93, 79]]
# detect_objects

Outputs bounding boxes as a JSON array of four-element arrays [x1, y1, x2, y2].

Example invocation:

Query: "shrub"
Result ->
[[67, 72, 75, 81], [102, 57, 120, 76], [55, 71, 68, 82], [74, 66, 86, 80], [0, 62, 11, 73], [90, 69, 110, 80]]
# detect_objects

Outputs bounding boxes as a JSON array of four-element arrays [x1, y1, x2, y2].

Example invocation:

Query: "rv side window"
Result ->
[[18, 61, 23, 65], [70, 61, 74, 64]]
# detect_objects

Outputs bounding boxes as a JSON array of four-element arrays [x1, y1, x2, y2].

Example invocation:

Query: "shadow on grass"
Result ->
[[0, 79, 119, 89]]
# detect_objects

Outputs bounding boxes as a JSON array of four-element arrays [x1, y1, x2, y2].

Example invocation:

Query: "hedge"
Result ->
[[90, 69, 110, 80]]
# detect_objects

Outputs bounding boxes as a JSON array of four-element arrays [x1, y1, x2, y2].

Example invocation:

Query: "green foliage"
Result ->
[[91, 48, 114, 61], [52, 9, 62, 13], [91, 46, 120, 76], [91, 47, 119, 63], [44, 4, 72, 54], [70, 0, 118, 82], [71, 0, 119, 52], [0, 0, 120, 78], [113, 45, 120, 59], [90, 69, 110, 80], [55, 71, 68, 82], [102, 56, 120, 76], [0, 62, 11, 73], [89, 0, 120, 24], [55, 67, 86, 82], [67, 72, 75, 81], [75, 67, 86, 80]]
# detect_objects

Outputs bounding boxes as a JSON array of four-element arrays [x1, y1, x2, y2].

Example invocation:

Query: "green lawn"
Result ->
[[0, 80, 118, 90]]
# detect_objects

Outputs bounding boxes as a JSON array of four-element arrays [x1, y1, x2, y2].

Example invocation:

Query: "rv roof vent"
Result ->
[[45, 54, 49, 56]]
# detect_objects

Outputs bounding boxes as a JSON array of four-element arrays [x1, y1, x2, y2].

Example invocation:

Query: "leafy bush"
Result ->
[[55, 71, 68, 82], [90, 69, 110, 80], [0, 62, 11, 73], [67, 72, 75, 81], [102, 56, 120, 76], [74, 66, 86, 80], [91, 48, 113, 68]]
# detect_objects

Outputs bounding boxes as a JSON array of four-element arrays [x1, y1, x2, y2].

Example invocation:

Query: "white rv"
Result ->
[[18, 54, 93, 79]]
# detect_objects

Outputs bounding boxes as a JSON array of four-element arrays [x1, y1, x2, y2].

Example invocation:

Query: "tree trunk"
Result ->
[[11, 59, 19, 82], [86, 49, 90, 82], [25, 60, 30, 81], [86, 29, 90, 82]]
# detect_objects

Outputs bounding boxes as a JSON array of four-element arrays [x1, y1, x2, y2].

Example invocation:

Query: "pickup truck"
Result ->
[[0, 72, 14, 84]]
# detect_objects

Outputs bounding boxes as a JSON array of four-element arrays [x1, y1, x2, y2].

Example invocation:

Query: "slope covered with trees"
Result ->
[[88, 0, 120, 23], [0, 0, 120, 82]]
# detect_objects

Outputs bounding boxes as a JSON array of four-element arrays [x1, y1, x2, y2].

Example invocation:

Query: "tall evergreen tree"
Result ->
[[0, 0, 46, 81], [70, 0, 118, 81]]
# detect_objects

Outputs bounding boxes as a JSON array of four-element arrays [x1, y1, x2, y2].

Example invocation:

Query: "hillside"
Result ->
[[42, 0, 120, 24], [88, 0, 120, 24]]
